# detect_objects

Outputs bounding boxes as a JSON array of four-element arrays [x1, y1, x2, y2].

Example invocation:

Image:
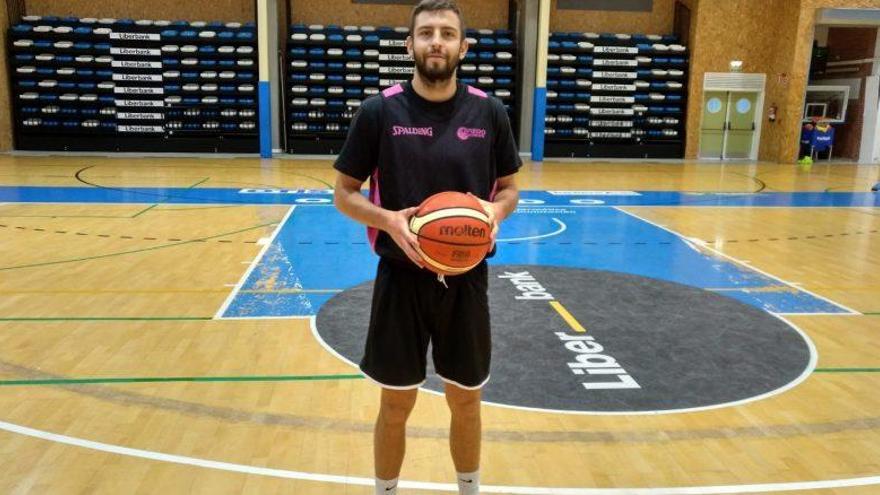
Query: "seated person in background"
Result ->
[[811, 118, 835, 159], [799, 117, 817, 162]]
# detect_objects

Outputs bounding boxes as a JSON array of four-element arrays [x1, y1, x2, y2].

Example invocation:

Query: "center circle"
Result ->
[[316, 265, 814, 414]]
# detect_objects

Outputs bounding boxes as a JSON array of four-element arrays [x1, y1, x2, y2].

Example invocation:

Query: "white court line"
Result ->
[[213, 206, 296, 320], [1, 416, 878, 493], [775, 312, 861, 317], [498, 217, 567, 242], [680, 237, 703, 254], [614, 207, 861, 315]]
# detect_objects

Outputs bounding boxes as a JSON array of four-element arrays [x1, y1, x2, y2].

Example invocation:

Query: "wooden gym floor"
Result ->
[[0, 154, 878, 494]]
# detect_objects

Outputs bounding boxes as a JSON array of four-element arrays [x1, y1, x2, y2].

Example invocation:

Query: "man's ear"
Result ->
[[406, 36, 413, 57], [459, 37, 469, 60]]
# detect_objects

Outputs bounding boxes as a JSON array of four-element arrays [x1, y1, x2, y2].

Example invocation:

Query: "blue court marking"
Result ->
[[0, 186, 866, 316], [223, 206, 376, 318], [1, 186, 879, 208], [219, 204, 851, 318]]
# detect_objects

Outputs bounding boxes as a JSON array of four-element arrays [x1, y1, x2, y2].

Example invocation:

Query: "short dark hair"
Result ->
[[409, 0, 465, 39]]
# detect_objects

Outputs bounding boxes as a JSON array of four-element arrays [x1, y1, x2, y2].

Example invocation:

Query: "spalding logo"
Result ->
[[392, 125, 433, 137]]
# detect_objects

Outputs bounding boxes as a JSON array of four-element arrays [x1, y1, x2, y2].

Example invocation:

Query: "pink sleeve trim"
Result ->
[[382, 84, 404, 98], [467, 85, 488, 98]]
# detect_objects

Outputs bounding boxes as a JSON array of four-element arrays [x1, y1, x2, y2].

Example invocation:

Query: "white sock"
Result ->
[[457, 470, 480, 495], [375, 477, 399, 495]]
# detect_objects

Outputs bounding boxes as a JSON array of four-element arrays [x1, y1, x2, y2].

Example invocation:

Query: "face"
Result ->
[[407, 10, 468, 84]]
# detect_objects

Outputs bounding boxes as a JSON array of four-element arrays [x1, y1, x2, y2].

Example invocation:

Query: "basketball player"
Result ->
[[333, 1, 521, 493]]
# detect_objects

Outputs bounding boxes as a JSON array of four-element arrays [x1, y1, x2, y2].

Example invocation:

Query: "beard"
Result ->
[[413, 49, 460, 84]]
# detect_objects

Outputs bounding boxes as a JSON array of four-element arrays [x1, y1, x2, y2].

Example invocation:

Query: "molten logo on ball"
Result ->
[[439, 224, 487, 238]]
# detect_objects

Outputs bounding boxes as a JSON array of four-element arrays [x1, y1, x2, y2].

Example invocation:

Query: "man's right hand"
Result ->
[[383, 207, 425, 269]]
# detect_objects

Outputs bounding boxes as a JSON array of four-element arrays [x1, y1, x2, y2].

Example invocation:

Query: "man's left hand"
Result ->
[[468, 193, 499, 249]]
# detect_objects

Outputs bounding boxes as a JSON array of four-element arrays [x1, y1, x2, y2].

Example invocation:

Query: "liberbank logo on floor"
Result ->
[[484, 265, 813, 413], [316, 264, 814, 414], [499, 270, 640, 391]]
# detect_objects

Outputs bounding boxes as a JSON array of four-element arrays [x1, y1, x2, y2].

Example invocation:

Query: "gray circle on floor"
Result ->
[[315, 265, 813, 413]]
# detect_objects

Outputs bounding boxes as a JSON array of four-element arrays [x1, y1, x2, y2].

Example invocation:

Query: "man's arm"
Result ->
[[488, 173, 519, 223], [479, 97, 522, 243], [471, 173, 519, 247], [333, 172, 424, 268]]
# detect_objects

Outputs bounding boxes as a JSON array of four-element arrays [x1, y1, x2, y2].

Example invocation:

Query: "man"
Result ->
[[332, 1, 521, 493]]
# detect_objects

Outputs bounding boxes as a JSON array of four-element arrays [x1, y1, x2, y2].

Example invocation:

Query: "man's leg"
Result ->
[[375, 387, 419, 481], [445, 383, 482, 473]]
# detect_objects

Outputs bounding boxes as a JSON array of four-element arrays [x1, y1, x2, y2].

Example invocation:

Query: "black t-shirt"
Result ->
[[334, 81, 522, 263]]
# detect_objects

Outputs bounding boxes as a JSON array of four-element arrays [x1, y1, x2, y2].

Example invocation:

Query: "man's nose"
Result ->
[[430, 31, 443, 48]]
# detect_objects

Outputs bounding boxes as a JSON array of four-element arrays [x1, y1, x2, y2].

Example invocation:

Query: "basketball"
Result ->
[[408, 191, 493, 276]]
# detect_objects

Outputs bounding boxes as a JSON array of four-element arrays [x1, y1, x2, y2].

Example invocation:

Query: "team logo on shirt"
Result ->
[[457, 127, 487, 141], [391, 125, 433, 137]]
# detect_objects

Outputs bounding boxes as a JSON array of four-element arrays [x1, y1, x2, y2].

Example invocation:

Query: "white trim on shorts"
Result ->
[[436, 373, 491, 391], [360, 367, 426, 390]]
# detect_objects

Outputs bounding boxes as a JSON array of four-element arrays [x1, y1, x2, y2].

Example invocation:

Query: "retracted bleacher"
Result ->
[[285, 24, 517, 154], [9, 15, 258, 152], [544, 32, 688, 159]]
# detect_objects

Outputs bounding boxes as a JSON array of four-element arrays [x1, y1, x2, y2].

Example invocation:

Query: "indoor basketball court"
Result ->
[[1, 0, 880, 494]]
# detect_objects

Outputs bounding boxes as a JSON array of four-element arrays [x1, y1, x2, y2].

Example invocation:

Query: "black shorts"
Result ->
[[360, 257, 491, 390]]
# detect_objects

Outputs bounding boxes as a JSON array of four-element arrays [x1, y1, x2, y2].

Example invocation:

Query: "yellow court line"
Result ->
[[549, 301, 587, 333]]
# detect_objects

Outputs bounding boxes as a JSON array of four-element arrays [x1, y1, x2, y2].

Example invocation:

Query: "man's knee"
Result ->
[[445, 385, 482, 417], [378, 389, 418, 425]]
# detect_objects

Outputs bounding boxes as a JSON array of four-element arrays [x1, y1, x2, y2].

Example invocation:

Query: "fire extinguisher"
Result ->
[[768, 104, 778, 122]]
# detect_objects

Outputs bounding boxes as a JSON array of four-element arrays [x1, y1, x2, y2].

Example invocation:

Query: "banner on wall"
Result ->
[[557, 0, 653, 11]]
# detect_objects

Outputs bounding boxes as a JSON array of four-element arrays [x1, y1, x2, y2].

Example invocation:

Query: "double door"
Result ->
[[700, 91, 759, 159]]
